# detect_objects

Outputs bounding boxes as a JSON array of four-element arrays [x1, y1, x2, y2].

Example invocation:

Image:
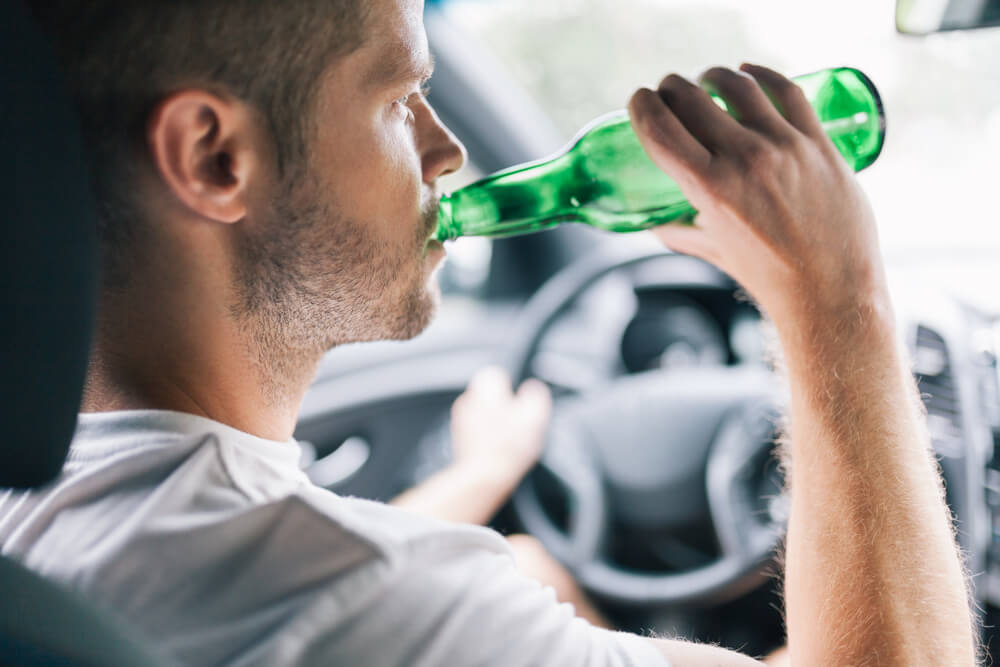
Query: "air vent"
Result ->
[[913, 325, 963, 458]]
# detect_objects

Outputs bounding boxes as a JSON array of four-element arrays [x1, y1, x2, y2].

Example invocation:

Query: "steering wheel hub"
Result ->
[[577, 367, 775, 529]]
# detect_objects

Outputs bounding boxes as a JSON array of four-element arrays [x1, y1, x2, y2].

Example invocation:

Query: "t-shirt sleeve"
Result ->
[[291, 531, 670, 667]]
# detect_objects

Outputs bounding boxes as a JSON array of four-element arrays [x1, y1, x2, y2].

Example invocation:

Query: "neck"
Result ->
[[82, 284, 320, 442]]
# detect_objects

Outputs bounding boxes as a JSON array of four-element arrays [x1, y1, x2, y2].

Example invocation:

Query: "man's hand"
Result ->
[[628, 65, 976, 666], [391, 367, 551, 525], [450, 366, 552, 486], [629, 64, 887, 329]]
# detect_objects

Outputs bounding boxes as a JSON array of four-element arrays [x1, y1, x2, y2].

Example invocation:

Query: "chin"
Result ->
[[316, 267, 442, 350], [351, 278, 441, 345], [392, 279, 440, 341]]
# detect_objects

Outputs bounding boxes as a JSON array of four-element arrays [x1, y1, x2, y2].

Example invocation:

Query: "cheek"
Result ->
[[332, 123, 423, 239], [380, 123, 424, 201]]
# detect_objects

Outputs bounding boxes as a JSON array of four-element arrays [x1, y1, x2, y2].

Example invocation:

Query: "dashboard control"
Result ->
[[980, 322, 1000, 590], [306, 436, 372, 488], [914, 326, 963, 458]]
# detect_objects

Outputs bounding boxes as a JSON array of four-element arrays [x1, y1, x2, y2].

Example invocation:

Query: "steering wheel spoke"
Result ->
[[515, 405, 607, 568], [706, 402, 787, 563]]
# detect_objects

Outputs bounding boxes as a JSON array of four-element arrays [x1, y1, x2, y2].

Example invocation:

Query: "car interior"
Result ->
[[4, 0, 1000, 664]]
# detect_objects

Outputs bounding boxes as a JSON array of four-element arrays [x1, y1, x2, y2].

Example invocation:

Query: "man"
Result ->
[[0, 0, 975, 665]]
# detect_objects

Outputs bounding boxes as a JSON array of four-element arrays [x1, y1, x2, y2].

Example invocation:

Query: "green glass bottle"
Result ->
[[435, 67, 885, 241]]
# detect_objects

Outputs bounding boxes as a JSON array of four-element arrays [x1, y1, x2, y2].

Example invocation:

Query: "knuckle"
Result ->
[[657, 73, 691, 97], [775, 78, 806, 105], [773, 131, 807, 154], [716, 67, 754, 89], [627, 87, 649, 111], [785, 84, 809, 108], [765, 73, 794, 93], [701, 66, 730, 84], [703, 67, 758, 98], [737, 140, 782, 171], [661, 73, 685, 87]]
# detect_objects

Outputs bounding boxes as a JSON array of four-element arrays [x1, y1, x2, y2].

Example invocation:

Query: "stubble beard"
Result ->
[[230, 175, 440, 405]]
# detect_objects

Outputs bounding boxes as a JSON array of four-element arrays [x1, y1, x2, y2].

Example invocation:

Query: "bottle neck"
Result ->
[[434, 150, 578, 240], [435, 196, 457, 241]]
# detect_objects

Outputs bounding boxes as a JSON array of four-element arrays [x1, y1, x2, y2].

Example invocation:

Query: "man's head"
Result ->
[[32, 0, 465, 364]]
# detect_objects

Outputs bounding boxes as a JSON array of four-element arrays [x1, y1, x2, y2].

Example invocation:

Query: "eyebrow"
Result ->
[[364, 47, 436, 92]]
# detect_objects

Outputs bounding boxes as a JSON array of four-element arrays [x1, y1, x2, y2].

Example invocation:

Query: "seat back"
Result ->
[[0, 2, 166, 664], [0, 558, 165, 666], [1, 0, 95, 489]]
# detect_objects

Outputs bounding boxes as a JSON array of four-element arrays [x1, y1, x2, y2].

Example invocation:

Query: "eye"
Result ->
[[392, 85, 431, 122], [392, 94, 416, 123]]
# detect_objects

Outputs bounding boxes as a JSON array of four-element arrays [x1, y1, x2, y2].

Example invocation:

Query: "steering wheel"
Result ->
[[505, 248, 786, 606]]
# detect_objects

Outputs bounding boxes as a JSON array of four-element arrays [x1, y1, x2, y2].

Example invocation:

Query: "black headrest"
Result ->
[[0, 1, 98, 488]]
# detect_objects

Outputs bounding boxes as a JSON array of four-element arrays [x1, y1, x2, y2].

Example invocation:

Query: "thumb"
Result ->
[[514, 379, 552, 429], [652, 223, 718, 264], [468, 365, 513, 401]]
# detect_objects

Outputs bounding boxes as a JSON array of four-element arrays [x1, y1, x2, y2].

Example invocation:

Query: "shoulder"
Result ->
[[10, 413, 670, 666]]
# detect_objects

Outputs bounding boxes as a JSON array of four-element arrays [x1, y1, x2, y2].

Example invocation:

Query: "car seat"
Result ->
[[0, 1, 168, 664]]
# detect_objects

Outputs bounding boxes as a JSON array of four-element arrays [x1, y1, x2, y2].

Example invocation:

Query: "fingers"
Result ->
[[652, 223, 720, 266], [628, 69, 790, 193], [739, 63, 825, 139], [656, 73, 756, 154], [514, 378, 552, 427], [697, 67, 793, 140], [628, 87, 712, 181], [459, 367, 551, 421], [466, 365, 512, 401]]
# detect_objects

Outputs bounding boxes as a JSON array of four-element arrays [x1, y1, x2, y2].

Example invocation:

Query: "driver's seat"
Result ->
[[0, 2, 167, 665]]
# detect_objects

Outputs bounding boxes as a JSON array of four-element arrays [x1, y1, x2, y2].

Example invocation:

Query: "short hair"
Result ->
[[28, 1, 369, 288]]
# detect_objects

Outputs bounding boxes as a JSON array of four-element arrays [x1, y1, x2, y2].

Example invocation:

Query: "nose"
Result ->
[[418, 101, 467, 184]]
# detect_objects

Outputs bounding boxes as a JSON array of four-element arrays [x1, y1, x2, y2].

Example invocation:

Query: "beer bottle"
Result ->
[[435, 67, 885, 241]]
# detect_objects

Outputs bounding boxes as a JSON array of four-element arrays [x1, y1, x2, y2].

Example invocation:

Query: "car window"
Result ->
[[439, 0, 1000, 262]]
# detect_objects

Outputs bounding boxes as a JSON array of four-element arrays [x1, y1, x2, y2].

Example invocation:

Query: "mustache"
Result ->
[[421, 193, 442, 241]]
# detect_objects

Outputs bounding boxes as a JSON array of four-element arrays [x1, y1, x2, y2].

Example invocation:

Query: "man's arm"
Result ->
[[626, 65, 976, 665], [777, 285, 972, 665], [391, 367, 551, 524], [390, 460, 522, 524]]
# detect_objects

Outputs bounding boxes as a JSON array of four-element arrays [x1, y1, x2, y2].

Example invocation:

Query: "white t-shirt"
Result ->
[[0, 410, 668, 667]]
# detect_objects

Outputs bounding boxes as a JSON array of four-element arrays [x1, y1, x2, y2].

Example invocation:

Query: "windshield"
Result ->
[[440, 0, 1000, 261]]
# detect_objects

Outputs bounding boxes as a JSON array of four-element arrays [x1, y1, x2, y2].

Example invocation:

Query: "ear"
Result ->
[[147, 91, 263, 224]]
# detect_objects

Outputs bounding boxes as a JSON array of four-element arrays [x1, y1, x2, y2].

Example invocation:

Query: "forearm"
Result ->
[[390, 463, 517, 525], [777, 297, 975, 666]]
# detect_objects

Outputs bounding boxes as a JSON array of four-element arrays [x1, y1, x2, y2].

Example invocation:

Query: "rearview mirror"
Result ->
[[897, 0, 1000, 34]]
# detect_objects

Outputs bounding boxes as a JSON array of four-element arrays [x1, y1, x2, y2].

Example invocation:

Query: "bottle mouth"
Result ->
[[434, 195, 456, 241], [843, 66, 887, 172]]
